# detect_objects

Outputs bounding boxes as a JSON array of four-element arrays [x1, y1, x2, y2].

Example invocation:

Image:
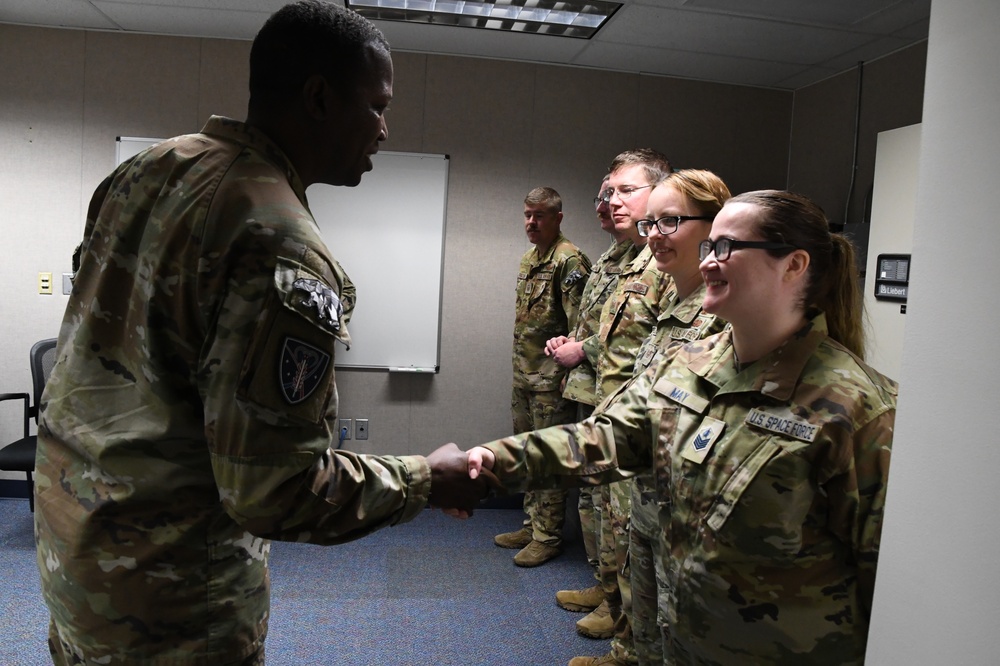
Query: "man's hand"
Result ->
[[544, 335, 571, 357], [426, 443, 500, 518], [551, 339, 586, 368]]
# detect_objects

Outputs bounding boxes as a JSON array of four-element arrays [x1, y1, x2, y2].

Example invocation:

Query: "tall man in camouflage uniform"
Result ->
[[494, 187, 590, 567], [33, 3, 491, 665], [572, 149, 674, 666], [544, 175, 640, 615]]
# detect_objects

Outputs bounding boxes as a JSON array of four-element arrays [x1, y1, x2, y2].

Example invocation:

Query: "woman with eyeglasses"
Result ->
[[627, 169, 731, 666], [465, 189, 897, 665]]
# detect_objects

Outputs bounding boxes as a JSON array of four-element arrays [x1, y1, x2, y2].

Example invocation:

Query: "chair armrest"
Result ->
[[0, 392, 30, 439]]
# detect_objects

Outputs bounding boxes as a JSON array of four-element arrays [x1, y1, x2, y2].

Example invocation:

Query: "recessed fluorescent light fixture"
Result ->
[[346, 0, 622, 39]]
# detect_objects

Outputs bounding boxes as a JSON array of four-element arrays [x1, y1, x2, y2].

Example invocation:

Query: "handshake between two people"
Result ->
[[424, 443, 501, 519]]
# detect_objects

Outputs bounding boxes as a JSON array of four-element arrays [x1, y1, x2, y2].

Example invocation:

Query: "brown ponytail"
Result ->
[[727, 190, 866, 357]]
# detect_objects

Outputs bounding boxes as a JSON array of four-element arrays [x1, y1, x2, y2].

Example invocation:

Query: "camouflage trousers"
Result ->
[[511, 387, 576, 544], [576, 402, 600, 576], [48, 620, 266, 665], [603, 478, 637, 664], [629, 511, 667, 666]]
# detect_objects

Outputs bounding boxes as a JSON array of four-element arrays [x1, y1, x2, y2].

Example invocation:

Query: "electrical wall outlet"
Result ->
[[355, 418, 369, 440], [38, 272, 53, 294], [62, 273, 73, 295], [339, 418, 351, 440]]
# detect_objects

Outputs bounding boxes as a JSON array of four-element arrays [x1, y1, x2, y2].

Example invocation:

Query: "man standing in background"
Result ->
[[495, 187, 591, 567]]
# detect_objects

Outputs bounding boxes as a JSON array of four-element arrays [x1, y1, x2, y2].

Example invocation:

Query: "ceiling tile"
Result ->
[[93, 1, 268, 39], [597, 6, 877, 65], [0, 0, 119, 30]]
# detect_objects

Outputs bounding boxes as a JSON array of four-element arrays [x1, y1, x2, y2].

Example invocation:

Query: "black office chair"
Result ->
[[0, 338, 58, 512]]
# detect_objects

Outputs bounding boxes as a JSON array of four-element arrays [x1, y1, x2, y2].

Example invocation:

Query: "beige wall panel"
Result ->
[[529, 65, 640, 262], [382, 51, 427, 154], [788, 43, 926, 228], [80, 32, 203, 204], [198, 38, 250, 124], [788, 71, 859, 224], [638, 76, 792, 196], [0, 26, 87, 465]]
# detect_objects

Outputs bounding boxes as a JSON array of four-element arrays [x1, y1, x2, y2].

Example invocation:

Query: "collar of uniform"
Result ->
[[692, 312, 829, 400], [529, 231, 567, 266], [621, 244, 654, 276], [659, 282, 707, 325], [200, 116, 307, 205], [607, 237, 635, 262]]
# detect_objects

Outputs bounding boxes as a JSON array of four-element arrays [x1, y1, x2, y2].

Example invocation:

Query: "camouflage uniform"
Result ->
[[563, 238, 638, 573], [481, 312, 896, 665], [34, 117, 432, 666], [625, 282, 726, 666], [593, 244, 675, 664], [512, 232, 590, 545]]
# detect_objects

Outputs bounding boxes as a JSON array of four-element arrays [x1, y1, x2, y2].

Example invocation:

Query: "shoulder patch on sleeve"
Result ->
[[563, 269, 585, 287], [280, 337, 331, 404]]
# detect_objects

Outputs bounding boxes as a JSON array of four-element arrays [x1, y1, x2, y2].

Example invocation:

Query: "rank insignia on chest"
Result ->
[[681, 416, 726, 464], [279, 337, 331, 404]]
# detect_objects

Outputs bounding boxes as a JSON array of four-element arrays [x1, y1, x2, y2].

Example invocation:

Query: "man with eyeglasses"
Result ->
[[544, 174, 643, 623], [495, 186, 591, 567], [556, 149, 674, 666]]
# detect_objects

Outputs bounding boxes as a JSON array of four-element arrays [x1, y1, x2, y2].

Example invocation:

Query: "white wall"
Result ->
[[866, 1, 1000, 662]]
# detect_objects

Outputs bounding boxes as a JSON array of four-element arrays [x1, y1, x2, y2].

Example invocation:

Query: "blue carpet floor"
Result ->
[[0, 498, 603, 665]]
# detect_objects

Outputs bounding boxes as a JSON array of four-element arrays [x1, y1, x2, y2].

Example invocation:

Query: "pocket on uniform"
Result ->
[[704, 436, 814, 562], [236, 260, 342, 426]]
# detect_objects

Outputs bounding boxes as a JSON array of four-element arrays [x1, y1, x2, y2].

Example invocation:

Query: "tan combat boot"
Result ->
[[567, 652, 628, 666], [513, 539, 562, 567], [576, 599, 614, 639], [493, 526, 532, 549], [556, 583, 604, 612]]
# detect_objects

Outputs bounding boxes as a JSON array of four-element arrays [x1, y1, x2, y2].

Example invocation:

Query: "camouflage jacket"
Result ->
[[627, 281, 727, 536], [594, 244, 674, 402], [562, 238, 639, 406], [483, 312, 896, 664], [34, 116, 431, 665], [512, 233, 590, 391]]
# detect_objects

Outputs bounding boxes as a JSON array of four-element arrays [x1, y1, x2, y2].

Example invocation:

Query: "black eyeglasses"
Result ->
[[600, 184, 651, 202], [636, 215, 715, 237], [699, 237, 797, 261], [593, 193, 610, 209]]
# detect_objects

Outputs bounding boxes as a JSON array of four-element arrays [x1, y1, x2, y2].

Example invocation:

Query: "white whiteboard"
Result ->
[[116, 138, 447, 372]]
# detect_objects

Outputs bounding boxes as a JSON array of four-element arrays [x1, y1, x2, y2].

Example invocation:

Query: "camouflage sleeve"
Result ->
[[580, 332, 600, 367], [483, 368, 654, 491], [559, 252, 591, 334], [826, 408, 894, 619], [198, 191, 429, 545], [331, 257, 356, 325]]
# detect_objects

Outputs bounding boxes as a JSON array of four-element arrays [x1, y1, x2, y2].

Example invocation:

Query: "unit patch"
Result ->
[[564, 269, 585, 286], [745, 408, 819, 442], [293, 277, 342, 331], [279, 337, 331, 405]]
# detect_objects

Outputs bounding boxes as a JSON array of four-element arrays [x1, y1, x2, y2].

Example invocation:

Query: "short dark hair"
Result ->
[[609, 148, 673, 186], [524, 187, 562, 212], [249, 0, 389, 103]]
